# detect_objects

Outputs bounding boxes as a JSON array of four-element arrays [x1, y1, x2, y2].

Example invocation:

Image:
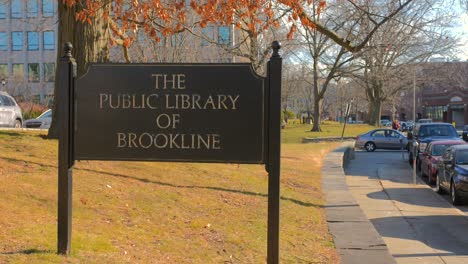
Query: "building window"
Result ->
[[12, 64, 24, 79], [42, 0, 53, 17], [0, 32, 7, 50], [425, 105, 447, 122], [0, 64, 7, 79], [43, 63, 55, 82], [12, 32, 23, 51], [28, 63, 40, 82], [201, 26, 214, 46], [11, 0, 22, 18], [27, 0, 38, 17], [43, 31, 54, 50], [218, 26, 230, 45], [0, 2, 6, 19], [27, 32, 39, 50]]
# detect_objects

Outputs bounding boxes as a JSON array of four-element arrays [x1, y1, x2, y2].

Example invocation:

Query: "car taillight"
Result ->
[[356, 135, 360, 140]]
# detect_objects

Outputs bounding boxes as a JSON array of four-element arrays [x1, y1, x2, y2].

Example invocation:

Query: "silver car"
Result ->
[[0, 91, 23, 128], [355, 129, 408, 152], [23, 109, 52, 129]]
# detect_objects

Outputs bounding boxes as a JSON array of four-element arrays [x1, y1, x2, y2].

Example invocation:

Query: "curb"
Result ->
[[302, 136, 356, 143], [322, 143, 396, 264]]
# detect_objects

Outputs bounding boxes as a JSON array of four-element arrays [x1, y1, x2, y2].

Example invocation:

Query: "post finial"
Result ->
[[271, 41, 281, 58], [64, 42, 73, 58]]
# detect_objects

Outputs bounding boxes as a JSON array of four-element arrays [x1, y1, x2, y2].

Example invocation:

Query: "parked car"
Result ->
[[463, 125, 468, 142], [416, 118, 432, 124], [23, 109, 52, 129], [0, 91, 23, 128], [400, 121, 412, 132], [436, 145, 468, 205], [408, 123, 462, 170], [380, 119, 391, 126], [420, 140, 467, 184], [355, 129, 408, 152]]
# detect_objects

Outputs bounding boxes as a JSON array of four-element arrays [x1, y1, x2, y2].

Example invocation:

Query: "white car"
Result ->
[[0, 91, 23, 128], [23, 109, 52, 129]]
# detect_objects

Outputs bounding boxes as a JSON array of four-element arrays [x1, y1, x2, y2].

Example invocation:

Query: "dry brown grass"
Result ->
[[0, 130, 339, 263]]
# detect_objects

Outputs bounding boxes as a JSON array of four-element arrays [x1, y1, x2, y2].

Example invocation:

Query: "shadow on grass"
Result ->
[[0, 248, 53, 255], [0, 156, 321, 208], [0, 130, 23, 137]]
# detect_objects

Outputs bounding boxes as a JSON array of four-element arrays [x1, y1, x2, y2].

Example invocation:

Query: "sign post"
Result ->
[[57, 41, 282, 262], [266, 41, 282, 264], [57, 42, 76, 255]]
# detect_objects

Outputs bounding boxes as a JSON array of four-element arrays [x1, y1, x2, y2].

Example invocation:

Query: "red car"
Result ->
[[421, 140, 467, 184]]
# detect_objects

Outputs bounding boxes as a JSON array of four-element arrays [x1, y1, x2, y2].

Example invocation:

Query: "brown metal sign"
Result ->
[[74, 64, 265, 163]]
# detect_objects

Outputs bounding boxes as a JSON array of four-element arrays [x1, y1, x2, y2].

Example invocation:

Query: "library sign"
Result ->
[[56, 42, 282, 263], [74, 64, 264, 163]]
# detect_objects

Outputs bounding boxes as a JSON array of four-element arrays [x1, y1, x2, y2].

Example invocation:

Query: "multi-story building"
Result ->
[[0, 0, 57, 104]]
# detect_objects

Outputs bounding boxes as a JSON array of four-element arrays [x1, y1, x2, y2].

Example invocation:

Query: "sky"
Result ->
[[459, 13, 468, 60]]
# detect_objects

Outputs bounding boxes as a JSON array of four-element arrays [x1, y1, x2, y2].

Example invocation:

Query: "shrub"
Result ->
[[18, 102, 48, 120]]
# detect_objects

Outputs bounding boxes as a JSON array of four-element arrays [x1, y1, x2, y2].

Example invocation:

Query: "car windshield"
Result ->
[[419, 125, 458, 137], [38, 110, 52, 119], [432, 145, 450, 156], [456, 150, 468, 165]]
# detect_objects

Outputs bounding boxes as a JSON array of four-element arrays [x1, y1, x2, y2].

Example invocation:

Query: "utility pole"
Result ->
[[412, 66, 417, 185]]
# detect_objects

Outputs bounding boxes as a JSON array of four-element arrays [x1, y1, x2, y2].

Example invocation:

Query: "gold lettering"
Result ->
[[217, 95, 228, 109], [169, 134, 180, 148], [139, 133, 153, 149], [146, 94, 158, 109], [154, 134, 168, 148], [99, 94, 108, 109], [203, 96, 216, 109], [197, 134, 210, 149], [109, 94, 120, 109], [177, 74, 186, 89], [180, 94, 191, 109], [122, 94, 131, 108], [192, 94, 202, 109], [228, 95, 240, 110], [132, 94, 142, 109], [117, 133, 127, 147], [212, 134, 221, 149], [165, 94, 174, 109], [128, 133, 138, 148], [151, 74, 163, 89]]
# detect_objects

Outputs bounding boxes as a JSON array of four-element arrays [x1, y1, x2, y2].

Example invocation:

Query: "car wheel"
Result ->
[[14, 119, 21, 128], [450, 180, 462, 205], [364, 142, 376, 152], [436, 174, 444, 194]]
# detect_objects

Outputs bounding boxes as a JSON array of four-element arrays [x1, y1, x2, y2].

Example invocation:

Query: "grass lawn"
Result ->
[[0, 127, 342, 263], [282, 121, 377, 144]]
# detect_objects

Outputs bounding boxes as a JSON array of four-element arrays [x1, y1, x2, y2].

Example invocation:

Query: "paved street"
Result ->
[[345, 150, 468, 264]]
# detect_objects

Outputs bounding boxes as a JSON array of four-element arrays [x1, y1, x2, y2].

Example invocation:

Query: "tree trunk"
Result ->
[[311, 45, 321, 132], [48, 1, 110, 139], [368, 99, 382, 126], [312, 97, 322, 131]]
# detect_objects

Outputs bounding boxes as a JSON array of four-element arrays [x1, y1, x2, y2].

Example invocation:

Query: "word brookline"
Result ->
[[117, 132, 222, 150], [99, 93, 240, 110]]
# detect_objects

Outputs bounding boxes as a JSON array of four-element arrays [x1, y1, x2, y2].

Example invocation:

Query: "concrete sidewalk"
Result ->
[[322, 145, 396, 264], [346, 151, 468, 264]]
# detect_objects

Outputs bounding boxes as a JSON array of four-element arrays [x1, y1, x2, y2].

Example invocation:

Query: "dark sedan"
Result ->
[[436, 145, 468, 205], [463, 125, 468, 142], [355, 129, 408, 152], [420, 140, 467, 184]]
